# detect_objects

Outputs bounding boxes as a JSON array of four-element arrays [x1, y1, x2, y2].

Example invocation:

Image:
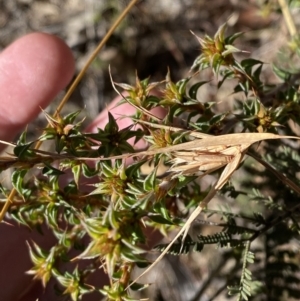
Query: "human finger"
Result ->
[[0, 32, 75, 144]]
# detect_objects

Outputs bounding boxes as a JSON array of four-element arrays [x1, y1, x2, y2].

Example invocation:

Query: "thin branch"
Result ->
[[248, 151, 300, 196], [203, 208, 267, 225], [194, 218, 258, 233], [278, 0, 297, 37], [249, 200, 300, 241]]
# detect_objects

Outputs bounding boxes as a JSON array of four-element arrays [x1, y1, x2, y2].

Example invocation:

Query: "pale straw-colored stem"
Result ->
[[278, 0, 297, 37]]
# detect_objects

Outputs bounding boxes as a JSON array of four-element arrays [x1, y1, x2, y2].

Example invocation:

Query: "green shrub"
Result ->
[[1, 1, 300, 301]]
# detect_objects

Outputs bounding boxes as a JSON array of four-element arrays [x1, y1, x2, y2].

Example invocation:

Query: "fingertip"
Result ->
[[14, 32, 76, 92], [0, 32, 75, 140]]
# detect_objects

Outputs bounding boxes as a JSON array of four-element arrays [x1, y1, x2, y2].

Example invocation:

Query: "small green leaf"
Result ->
[[210, 112, 228, 125], [121, 248, 146, 263], [105, 112, 119, 133], [143, 166, 157, 191], [241, 58, 263, 68], [72, 164, 81, 187], [64, 110, 81, 124], [101, 161, 115, 177], [42, 163, 65, 176], [16, 129, 28, 145], [225, 31, 243, 44], [273, 64, 291, 81], [153, 202, 172, 222], [148, 214, 174, 225], [222, 44, 241, 57], [14, 142, 34, 159], [227, 285, 240, 295], [81, 163, 99, 177], [129, 282, 149, 291], [55, 135, 67, 154], [246, 256, 254, 264], [11, 169, 30, 198], [188, 81, 208, 100], [177, 77, 190, 95], [241, 290, 249, 300]]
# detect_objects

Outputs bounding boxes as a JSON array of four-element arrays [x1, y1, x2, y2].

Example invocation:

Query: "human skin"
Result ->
[[0, 33, 162, 301]]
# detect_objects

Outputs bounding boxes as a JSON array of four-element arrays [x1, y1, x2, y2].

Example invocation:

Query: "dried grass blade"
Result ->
[[79, 133, 297, 162], [127, 134, 299, 289]]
